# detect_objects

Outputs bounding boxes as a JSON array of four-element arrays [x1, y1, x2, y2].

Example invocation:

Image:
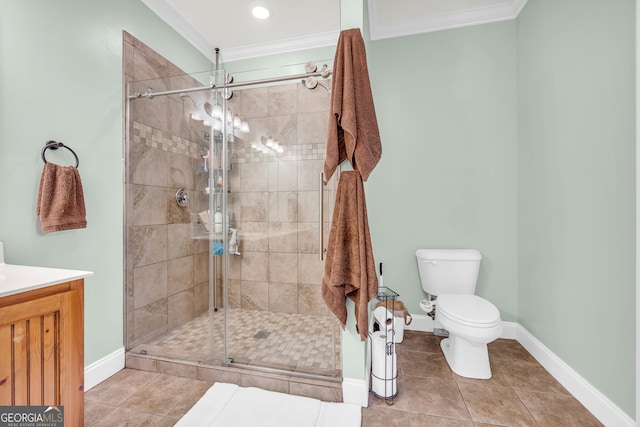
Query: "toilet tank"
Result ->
[[415, 249, 482, 296]]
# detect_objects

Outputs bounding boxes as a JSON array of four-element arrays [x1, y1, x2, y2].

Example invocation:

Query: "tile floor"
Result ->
[[85, 331, 603, 426], [363, 331, 603, 427]]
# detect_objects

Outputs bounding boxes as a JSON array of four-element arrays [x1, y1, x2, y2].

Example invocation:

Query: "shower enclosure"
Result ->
[[123, 35, 339, 380]]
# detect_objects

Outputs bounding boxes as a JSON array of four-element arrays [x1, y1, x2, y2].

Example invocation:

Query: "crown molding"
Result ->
[[220, 31, 339, 63], [368, 0, 528, 41], [141, 0, 217, 62], [141, 0, 337, 64]]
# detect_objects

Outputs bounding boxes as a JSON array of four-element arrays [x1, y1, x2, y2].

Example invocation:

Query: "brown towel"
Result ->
[[322, 171, 378, 341], [324, 28, 382, 182], [36, 163, 87, 233]]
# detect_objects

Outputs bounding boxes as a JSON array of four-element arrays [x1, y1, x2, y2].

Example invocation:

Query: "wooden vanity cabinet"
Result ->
[[0, 279, 84, 426]]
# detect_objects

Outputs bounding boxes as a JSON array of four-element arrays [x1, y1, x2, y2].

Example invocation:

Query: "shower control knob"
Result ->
[[175, 188, 189, 207]]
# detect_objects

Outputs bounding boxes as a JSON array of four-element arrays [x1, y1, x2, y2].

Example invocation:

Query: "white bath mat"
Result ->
[[175, 382, 361, 427]]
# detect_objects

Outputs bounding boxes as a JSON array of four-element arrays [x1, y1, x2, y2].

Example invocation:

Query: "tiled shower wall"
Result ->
[[124, 32, 211, 347], [225, 83, 334, 316]]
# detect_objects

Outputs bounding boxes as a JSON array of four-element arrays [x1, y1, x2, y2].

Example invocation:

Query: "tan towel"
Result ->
[[324, 28, 382, 182], [36, 163, 87, 233], [322, 171, 378, 341]]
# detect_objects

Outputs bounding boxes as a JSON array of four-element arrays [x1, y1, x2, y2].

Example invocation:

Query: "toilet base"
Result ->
[[440, 336, 492, 379]]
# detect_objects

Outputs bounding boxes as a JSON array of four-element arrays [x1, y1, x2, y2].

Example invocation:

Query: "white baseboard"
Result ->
[[84, 347, 125, 391], [500, 321, 518, 339], [516, 325, 634, 427], [405, 314, 433, 332], [342, 378, 369, 407]]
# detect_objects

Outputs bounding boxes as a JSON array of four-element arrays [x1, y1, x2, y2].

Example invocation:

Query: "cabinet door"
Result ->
[[0, 286, 83, 426]]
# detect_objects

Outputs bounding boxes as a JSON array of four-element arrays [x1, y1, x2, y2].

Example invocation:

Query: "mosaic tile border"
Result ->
[[132, 121, 202, 159], [232, 142, 326, 163], [132, 121, 326, 163]]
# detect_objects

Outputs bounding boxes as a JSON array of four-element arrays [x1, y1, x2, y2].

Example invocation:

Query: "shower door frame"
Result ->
[[124, 66, 339, 380]]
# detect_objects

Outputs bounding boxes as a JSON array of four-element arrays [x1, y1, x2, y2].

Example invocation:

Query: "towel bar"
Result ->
[[41, 140, 79, 168]]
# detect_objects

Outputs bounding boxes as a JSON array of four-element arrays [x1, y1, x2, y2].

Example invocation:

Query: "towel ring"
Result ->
[[41, 140, 79, 168]]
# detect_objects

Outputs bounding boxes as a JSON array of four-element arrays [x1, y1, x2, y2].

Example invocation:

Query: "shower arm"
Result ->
[[128, 68, 332, 100]]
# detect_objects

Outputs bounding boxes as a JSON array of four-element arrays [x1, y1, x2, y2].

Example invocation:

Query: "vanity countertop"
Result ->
[[0, 243, 93, 298]]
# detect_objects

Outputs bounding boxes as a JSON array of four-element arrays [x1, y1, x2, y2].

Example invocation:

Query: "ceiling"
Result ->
[[141, 0, 527, 63]]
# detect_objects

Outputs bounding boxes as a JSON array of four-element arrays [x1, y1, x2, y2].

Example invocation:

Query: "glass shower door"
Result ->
[[221, 79, 340, 377], [125, 70, 228, 366]]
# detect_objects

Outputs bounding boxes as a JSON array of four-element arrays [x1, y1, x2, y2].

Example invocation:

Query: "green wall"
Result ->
[[517, 0, 635, 417], [0, 0, 211, 366], [366, 22, 519, 321]]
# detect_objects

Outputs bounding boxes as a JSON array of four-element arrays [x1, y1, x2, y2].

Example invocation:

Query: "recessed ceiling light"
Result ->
[[252, 6, 270, 20]]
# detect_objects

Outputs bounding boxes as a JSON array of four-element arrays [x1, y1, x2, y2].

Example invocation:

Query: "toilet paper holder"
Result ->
[[370, 285, 400, 402]]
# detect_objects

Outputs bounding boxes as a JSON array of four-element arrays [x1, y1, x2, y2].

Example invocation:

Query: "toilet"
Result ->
[[415, 249, 502, 379]]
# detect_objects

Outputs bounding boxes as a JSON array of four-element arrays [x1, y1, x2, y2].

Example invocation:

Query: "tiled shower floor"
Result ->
[[130, 308, 341, 377]]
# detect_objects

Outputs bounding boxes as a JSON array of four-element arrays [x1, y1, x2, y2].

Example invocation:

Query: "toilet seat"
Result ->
[[437, 294, 500, 328]]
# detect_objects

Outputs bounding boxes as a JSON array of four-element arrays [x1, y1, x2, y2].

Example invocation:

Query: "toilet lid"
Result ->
[[437, 294, 500, 327]]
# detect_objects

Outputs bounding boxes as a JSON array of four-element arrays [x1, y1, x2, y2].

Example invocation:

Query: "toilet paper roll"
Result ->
[[373, 306, 393, 329], [371, 375, 397, 398], [371, 331, 397, 397], [371, 331, 396, 377], [392, 316, 404, 343]]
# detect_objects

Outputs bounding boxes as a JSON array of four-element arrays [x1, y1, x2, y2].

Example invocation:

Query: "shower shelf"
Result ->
[[190, 212, 236, 240], [190, 230, 229, 240]]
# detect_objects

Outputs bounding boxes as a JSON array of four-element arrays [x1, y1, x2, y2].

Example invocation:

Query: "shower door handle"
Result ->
[[319, 172, 326, 261]]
